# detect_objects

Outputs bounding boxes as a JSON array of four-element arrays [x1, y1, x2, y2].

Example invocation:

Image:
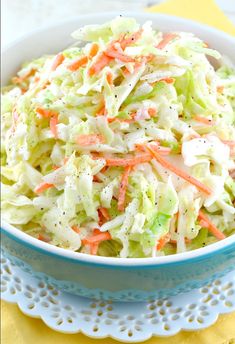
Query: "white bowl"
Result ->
[[2, 12, 235, 301]]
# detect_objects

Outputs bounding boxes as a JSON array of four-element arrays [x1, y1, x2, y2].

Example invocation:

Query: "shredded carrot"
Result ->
[[34, 182, 54, 194], [118, 166, 132, 212], [221, 140, 235, 147], [107, 112, 136, 124], [88, 53, 113, 76], [81, 229, 101, 255], [90, 243, 99, 255], [82, 231, 111, 245], [100, 166, 108, 173], [36, 108, 58, 118], [50, 115, 58, 138], [194, 115, 215, 125], [198, 210, 226, 240], [93, 175, 102, 182], [145, 145, 212, 195], [67, 56, 88, 71], [41, 80, 50, 90], [156, 33, 178, 49], [38, 233, 51, 242], [105, 148, 171, 167], [76, 134, 105, 146], [106, 72, 113, 86], [12, 108, 19, 129], [51, 53, 65, 71], [105, 48, 135, 63], [188, 133, 201, 140], [118, 29, 143, 50], [52, 165, 60, 170], [106, 154, 152, 167], [62, 157, 68, 165], [135, 142, 171, 155], [156, 233, 171, 250], [148, 108, 157, 117], [93, 228, 102, 235], [12, 68, 36, 84], [34, 76, 40, 83], [199, 219, 209, 228], [122, 66, 131, 76], [97, 104, 107, 116], [89, 43, 99, 58], [170, 238, 191, 244], [217, 86, 224, 93], [161, 77, 175, 84], [98, 207, 110, 221], [71, 225, 80, 234]]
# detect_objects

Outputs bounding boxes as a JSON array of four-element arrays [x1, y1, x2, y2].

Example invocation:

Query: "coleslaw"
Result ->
[[1, 17, 235, 258]]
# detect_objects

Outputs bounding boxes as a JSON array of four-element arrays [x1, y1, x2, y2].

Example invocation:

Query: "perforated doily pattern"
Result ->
[[1, 252, 235, 342]]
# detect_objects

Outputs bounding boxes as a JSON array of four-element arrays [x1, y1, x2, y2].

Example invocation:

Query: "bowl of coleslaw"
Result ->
[[1, 12, 235, 301]]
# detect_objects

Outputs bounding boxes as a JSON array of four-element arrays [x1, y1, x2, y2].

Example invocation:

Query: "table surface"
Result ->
[[2, 0, 235, 48]]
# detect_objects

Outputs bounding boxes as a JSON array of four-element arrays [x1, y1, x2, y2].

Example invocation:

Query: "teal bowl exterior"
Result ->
[[1, 226, 235, 301]]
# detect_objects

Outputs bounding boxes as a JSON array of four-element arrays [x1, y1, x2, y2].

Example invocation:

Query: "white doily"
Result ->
[[1, 251, 235, 342]]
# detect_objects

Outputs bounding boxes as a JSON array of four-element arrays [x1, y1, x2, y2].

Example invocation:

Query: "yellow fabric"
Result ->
[[1, 301, 235, 344], [147, 0, 235, 36], [2, 1, 235, 343]]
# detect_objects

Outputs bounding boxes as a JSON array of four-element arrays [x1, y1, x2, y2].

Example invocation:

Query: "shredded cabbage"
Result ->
[[1, 17, 235, 257]]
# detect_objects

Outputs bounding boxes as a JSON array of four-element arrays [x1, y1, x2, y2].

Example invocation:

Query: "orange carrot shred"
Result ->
[[89, 43, 99, 58], [96, 98, 107, 116], [170, 238, 191, 244], [118, 29, 143, 50], [88, 53, 112, 76], [156, 233, 171, 250], [221, 140, 235, 147], [198, 210, 226, 240], [145, 145, 212, 195], [12, 68, 36, 84], [67, 56, 88, 71], [82, 232, 111, 245], [63, 157, 69, 165], [148, 108, 157, 117], [36, 108, 58, 118], [50, 115, 58, 138], [76, 134, 105, 146], [106, 154, 152, 167], [98, 207, 110, 221], [118, 166, 132, 212], [71, 225, 80, 234], [38, 233, 51, 242], [194, 115, 215, 125], [93, 175, 102, 182], [156, 33, 178, 49], [34, 182, 54, 194], [161, 77, 175, 84], [90, 243, 99, 255], [217, 86, 224, 93], [106, 72, 113, 86], [105, 48, 135, 62], [51, 53, 65, 71]]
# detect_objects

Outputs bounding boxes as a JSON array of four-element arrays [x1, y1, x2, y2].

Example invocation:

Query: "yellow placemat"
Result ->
[[2, 1, 235, 343], [147, 0, 235, 36], [1, 301, 235, 344]]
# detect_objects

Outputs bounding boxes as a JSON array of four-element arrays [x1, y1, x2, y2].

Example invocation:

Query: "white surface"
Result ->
[[2, 0, 235, 48], [1, 250, 235, 342]]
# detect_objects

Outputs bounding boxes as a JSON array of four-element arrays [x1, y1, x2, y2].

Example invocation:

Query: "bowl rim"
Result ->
[[2, 222, 235, 268], [2, 11, 235, 267]]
